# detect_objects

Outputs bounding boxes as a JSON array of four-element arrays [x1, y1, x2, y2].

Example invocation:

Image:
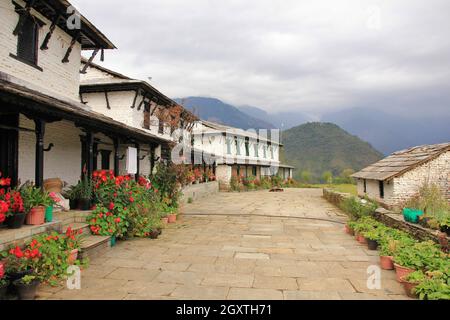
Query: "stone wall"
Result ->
[[323, 188, 449, 247], [180, 181, 219, 204]]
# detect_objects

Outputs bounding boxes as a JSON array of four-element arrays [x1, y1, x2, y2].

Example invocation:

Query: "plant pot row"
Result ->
[[0, 269, 39, 301], [161, 214, 178, 225], [3, 206, 55, 230], [345, 224, 418, 298]]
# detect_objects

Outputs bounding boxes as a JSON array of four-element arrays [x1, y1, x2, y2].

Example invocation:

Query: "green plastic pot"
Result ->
[[45, 206, 53, 223], [110, 236, 116, 247]]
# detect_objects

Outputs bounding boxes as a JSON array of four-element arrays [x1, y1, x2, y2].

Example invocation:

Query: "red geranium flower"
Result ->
[[109, 202, 115, 210]]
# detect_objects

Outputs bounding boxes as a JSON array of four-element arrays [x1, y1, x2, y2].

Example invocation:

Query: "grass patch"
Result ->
[[309, 183, 357, 195]]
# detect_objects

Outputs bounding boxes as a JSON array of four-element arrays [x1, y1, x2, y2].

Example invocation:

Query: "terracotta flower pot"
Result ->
[[380, 255, 394, 270], [161, 217, 169, 225], [401, 278, 419, 298], [26, 206, 45, 225], [67, 249, 79, 264], [344, 225, 353, 235], [356, 234, 367, 244], [167, 214, 177, 223], [394, 263, 415, 283]]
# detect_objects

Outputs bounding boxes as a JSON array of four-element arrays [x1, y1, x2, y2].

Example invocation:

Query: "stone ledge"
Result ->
[[323, 188, 449, 248]]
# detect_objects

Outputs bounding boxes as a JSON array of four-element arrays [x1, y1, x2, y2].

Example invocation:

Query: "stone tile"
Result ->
[[171, 285, 229, 300], [228, 288, 283, 300], [154, 271, 203, 285], [235, 252, 270, 260], [298, 278, 355, 293], [283, 290, 342, 300], [106, 267, 160, 282], [202, 273, 254, 288], [253, 275, 298, 290]]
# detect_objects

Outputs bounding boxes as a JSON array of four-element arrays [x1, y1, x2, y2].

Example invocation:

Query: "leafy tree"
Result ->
[[300, 170, 312, 184], [321, 171, 333, 184], [340, 168, 355, 184]]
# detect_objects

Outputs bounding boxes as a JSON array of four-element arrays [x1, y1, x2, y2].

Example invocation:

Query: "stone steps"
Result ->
[[79, 235, 111, 260], [62, 222, 90, 235]]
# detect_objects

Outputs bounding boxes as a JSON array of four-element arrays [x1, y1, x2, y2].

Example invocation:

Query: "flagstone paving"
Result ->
[[38, 189, 410, 300]]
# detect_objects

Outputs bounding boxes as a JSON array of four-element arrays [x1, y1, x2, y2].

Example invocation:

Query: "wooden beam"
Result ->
[[130, 89, 139, 109], [104, 91, 111, 109], [113, 138, 120, 176], [40, 14, 61, 50], [135, 143, 140, 180], [62, 31, 80, 63], [80, 48, 99, 74]]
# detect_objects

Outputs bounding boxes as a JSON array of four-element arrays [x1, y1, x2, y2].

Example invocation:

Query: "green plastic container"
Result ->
[[45, 206, 53, 223], [110, 236, 116, 247], [403, 208, 423, 224]]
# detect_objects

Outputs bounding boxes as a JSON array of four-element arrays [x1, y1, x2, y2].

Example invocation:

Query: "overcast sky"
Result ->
[[72, 0, 450, 117]]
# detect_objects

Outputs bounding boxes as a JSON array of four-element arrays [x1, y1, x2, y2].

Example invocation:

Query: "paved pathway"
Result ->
[[39, 189, 409, 300]]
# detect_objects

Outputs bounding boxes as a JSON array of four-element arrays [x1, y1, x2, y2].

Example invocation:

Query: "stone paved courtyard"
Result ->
[[38, 189, 409, 300]]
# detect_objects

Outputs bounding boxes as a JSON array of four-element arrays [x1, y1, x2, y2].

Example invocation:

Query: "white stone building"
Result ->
[[0, 0, 174, 187], [352, 143, 450, 209], [189, 120, 294, 186]]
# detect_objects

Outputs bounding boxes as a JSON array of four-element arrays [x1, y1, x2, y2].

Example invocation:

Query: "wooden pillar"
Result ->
[[86, 131, 94, 179], [113, 138, 120, 176], [34, 119, 45, 188], [135, 143, 140, 180], [150, 144, 155, 175]]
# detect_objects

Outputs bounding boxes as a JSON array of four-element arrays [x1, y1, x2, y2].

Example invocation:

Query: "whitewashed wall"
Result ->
[[0, 0, 81, 99]]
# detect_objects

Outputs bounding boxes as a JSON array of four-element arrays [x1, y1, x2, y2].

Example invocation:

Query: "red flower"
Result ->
[[10, 246, 23, 258], [109, 202, 115, 210], [129, 196, 134, 203], [0, 263, 5, 279], [0, 200, 9, 215], [115, 217, 121, 223], [0, 213, 5, 224]]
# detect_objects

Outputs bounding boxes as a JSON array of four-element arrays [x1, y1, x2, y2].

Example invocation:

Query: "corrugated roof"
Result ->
[[352, 143, 450, 181]]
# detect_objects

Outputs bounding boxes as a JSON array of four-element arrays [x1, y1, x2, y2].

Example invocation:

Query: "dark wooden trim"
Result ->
[[130, 89, 139, 109], [135, 143, 140, 180], [86, 131, 94, 178], [104, 91, 111, 109], [62, 31, 80, 63], [80, 48, 99, 74], [34, 118, 45, 188], [113, 138, 120, 176], [40, 14, 61, 50], [9, 53, 43, 72]]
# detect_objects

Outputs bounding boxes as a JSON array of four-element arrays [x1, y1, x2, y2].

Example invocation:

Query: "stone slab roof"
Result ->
[[352, 142, 450, 181]]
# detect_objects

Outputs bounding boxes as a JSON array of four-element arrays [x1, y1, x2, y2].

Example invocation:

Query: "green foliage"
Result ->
[[283, 122, 383, 182], [15, 275, 37, 285], [150, 163, 182, 209], [414, 277, 450, 300], [321, 171, 333, 184], [19, 183, 47, 212], [300, 171, 311, 184], [340, 196, 377, 220]]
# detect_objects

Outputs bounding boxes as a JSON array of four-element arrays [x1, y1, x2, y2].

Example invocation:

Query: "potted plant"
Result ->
[[64, 227, 83, 264], [401, 270, 426, 298], [0, 263, 8, 300], [363, 229, 380, 250], [20, 185, 46, 226], [66, 184, 81, 210], [393, 247, 417, 282], [77, 178, 93, 211], [379, 239, 397, 270], [13, 275, 39, 300], [1, 189, 26, 229], [44, 192, 60, 223], [345, 221, 356, 236]]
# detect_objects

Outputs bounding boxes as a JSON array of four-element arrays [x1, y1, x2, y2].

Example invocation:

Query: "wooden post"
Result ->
[[86, 132, 94, 179], [34, 119, 45, 188], [135, 143, 140, 180], [113, 138, 120, 176]]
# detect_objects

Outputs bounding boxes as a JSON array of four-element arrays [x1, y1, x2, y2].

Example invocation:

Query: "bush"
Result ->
[[340, 196, 377, 220]]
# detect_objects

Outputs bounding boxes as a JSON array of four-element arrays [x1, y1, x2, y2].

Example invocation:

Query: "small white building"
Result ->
[[352, 143, 450, 209], [190, 120, 294, 187]]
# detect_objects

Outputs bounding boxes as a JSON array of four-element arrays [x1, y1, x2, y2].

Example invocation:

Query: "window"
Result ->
[[252, 166, 257, 176], [235, 137, 240, 155], [363, 179, 367, 193], [254, 143, 259, 157], [379, 181, 384, 199], [158, 120, 164, 134], [226, 139, 231, 154], [101, 150, 111, 170], [143, 104, 150, 129], [16, 15, 39, 65], [245, 138, 250, 157]]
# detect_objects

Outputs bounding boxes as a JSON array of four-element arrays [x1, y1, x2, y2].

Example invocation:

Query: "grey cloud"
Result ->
[[73, 0, 450, 117]]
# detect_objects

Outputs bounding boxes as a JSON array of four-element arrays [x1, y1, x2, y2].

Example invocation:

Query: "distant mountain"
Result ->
[[174, 97, 275, 129], [322, 108, 450, 155], [239, 105, 312, 129], [282, 122, 384, 180]]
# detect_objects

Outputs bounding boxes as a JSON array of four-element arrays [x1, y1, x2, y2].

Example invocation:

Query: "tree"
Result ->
[[340, 168, 355, 184], [321, 171, 333, 184], [300, 170, 312, 184]]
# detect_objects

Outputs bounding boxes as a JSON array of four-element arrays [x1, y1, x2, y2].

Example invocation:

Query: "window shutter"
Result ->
[[17, 16, 38, 64]]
